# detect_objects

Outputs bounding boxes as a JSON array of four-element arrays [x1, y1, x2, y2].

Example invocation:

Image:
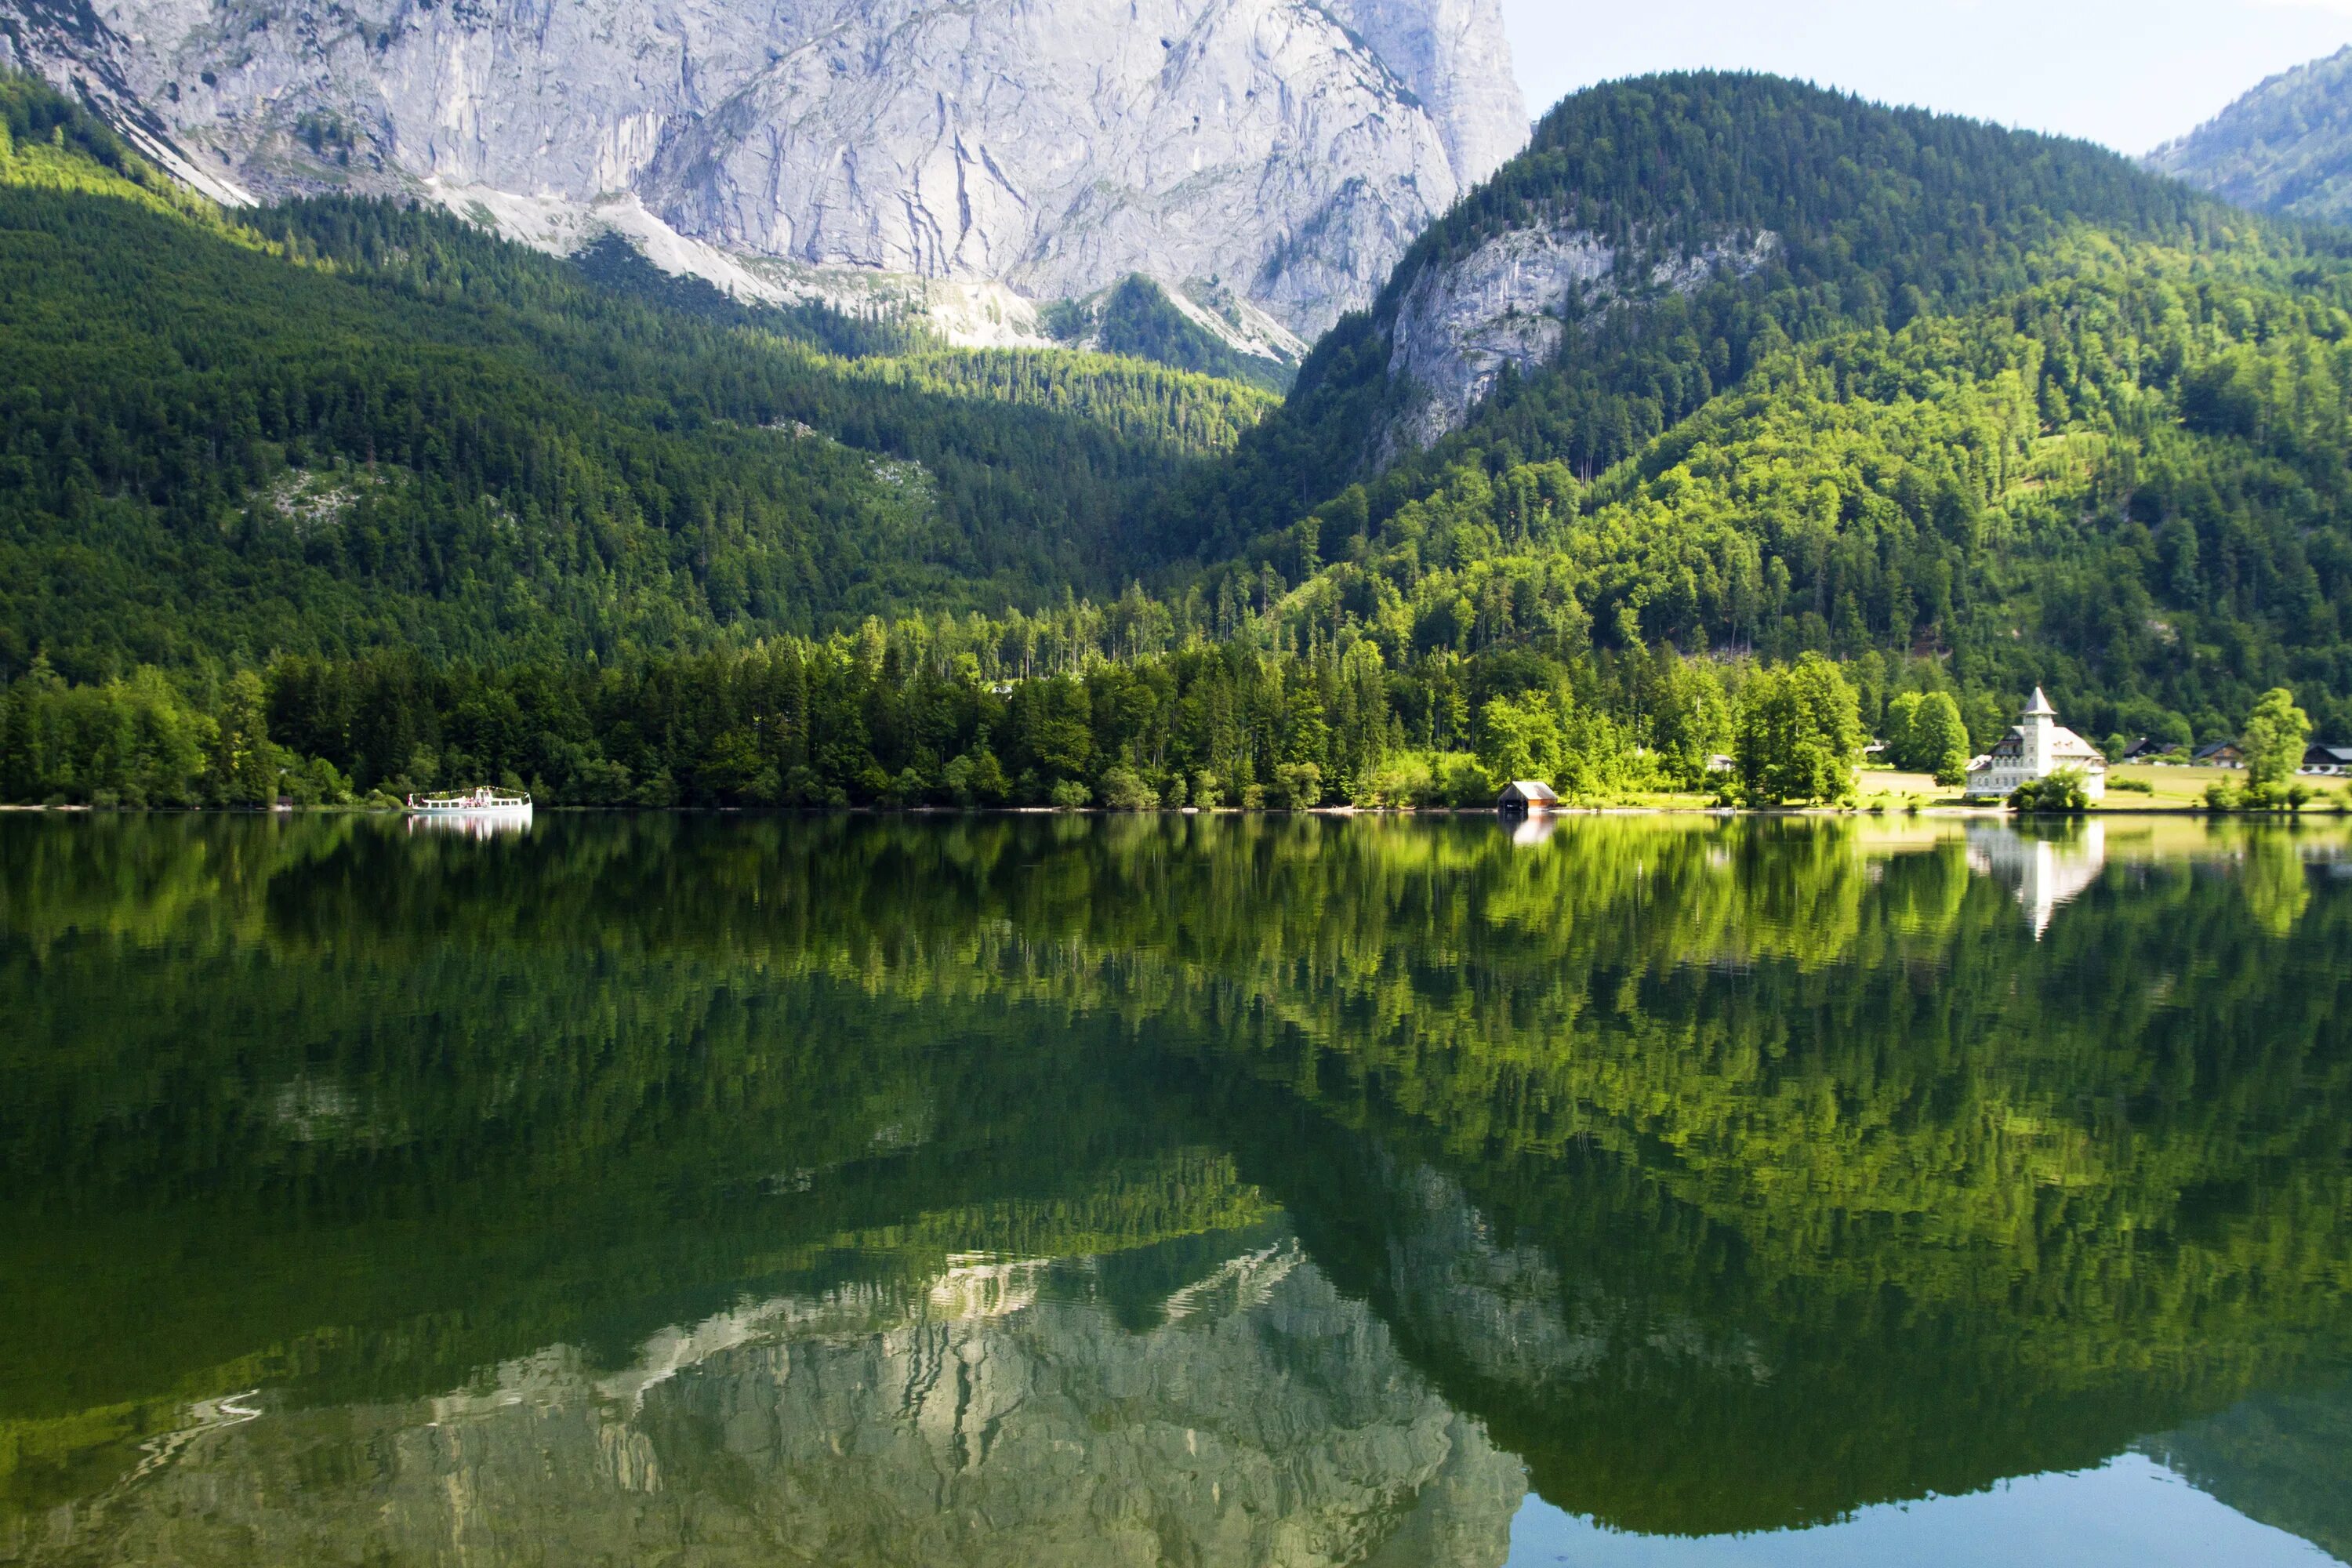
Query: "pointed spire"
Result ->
[[2025, 687, 2056, 718]]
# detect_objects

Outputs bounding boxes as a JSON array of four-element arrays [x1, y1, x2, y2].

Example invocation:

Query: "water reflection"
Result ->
[[404, 805, 535, 840], [1513, 1455, 2339, 1566], [0, 813, 2347, 1565], [21, 1231, 1518, 1567], [1967, 820, 2107, 937]]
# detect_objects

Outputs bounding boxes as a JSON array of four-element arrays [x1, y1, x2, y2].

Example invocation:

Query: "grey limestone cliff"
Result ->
[[1379, 225, 1780, 458], [0, 0, 1527, 338]]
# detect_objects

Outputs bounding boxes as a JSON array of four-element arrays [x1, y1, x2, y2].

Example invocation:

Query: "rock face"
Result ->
[[0, 0, 1526, 336], [10, 1245, 1526, 1567], [1381, 226, 1779, 456]]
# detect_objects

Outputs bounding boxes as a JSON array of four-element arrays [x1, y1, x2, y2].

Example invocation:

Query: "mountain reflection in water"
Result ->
[[1, 813, 2347, 1566]]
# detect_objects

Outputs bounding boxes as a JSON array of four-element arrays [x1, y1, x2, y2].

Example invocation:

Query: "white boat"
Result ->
[[406, 786, 533, 815]]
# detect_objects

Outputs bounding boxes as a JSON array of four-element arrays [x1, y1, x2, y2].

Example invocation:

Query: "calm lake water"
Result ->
[[3, 811, 2350, 1566]]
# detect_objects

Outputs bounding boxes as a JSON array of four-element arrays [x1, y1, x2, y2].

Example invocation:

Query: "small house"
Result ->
[[2303, 743, 2352, 776], [2194, 741, 2245, 769], [2116, 736, 2166, 763], [1965, 688, 2107, 802], [1498, 781, 1559, 815]]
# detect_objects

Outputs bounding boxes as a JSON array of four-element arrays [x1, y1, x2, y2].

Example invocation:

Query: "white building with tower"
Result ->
[[1966, 688, 2107, 801]]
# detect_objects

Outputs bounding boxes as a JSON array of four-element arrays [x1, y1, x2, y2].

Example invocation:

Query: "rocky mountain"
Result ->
[[2147, 46, 2352, 224], [1164, 73, 2237, 563], [0, 0, 1526, 343]]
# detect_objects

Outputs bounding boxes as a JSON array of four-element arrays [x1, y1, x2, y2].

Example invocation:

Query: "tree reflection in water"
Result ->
[[1, 813, 2347, 1564]]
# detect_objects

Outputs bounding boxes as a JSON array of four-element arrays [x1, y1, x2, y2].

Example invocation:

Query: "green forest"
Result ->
[[5, 69, 2352, 804], [0, 75, 1270, 675], [1043, 273, 1297, 392]]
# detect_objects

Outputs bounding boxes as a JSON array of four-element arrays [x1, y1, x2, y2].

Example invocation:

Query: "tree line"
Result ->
[[2, 626, 1892, 810]]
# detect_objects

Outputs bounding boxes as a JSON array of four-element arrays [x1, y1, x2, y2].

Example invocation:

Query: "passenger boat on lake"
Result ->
[[405, 786, 532, 817]]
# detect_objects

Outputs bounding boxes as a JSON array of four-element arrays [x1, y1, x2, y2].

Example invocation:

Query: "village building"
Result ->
[[1497, 780, 1559, 815], [2194, 741, 2245, 768], [1965, 688, 2107, 802], [2303, 743, 2352, 776]]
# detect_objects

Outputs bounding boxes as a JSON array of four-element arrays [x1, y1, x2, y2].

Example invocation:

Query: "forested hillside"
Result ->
[[1155, 74, 2352, 746], [0, 77, 1273, 677], [1044, 276, 1298, 393], [2149, 47, 2352, 226], [1171, 73, 2232, 559]]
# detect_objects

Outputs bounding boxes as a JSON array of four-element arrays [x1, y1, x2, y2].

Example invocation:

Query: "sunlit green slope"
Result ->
[[1164, 74, 2352, 740]]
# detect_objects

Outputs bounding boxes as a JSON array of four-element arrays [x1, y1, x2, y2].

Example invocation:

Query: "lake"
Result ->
[[2, 811, 2348, 1566]]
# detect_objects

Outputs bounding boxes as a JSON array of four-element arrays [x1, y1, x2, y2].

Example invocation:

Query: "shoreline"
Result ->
[[4, 801, 2345, 821]]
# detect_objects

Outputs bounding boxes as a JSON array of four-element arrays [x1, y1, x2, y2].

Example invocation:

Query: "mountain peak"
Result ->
[[0, 0, 1526, 336]]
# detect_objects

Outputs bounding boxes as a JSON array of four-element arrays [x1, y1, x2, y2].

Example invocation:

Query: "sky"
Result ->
[[1496, 0, 2352, 154]]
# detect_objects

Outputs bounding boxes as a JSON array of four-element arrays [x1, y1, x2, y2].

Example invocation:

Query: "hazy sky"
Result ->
[[1496, 0, 2352, 154]]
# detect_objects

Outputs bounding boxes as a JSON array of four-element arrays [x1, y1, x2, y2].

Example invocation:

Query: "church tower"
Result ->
[[2022, 688, 2057, 775]]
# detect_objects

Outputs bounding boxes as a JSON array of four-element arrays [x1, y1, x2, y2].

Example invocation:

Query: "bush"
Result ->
[[1437, 753, 1494, 808], [2241, 782, 2313, 812], [1098, 766, 1159, 811], [282, 754, 355, 807], [2108, 776, 2153, 794], [2204, 780, 2242, 811], [1271, 762, 1324, 810], [943, 747, 1009, 806], [1357, 750, 1446, 807], [2013, 769, 2090, 814], [1048, 779, 1092, 809], [1190, 771, 1223, 808]]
